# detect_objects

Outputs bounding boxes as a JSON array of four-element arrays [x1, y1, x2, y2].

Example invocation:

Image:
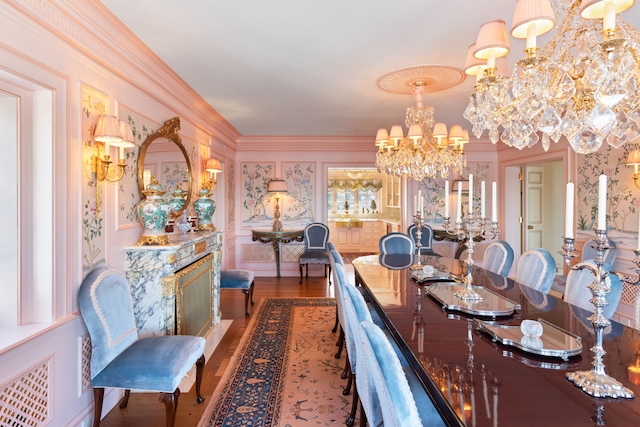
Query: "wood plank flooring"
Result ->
[[99, 274, 335, 427]]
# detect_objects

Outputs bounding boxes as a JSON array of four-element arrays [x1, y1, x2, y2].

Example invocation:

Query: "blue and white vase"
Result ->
[[193, 187, 216, 231], [169, 188, 187, 217], [136, 177, 171, 245]]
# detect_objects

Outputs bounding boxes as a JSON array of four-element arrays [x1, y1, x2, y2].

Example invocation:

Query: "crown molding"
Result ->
[[236, 135, 374, 152]]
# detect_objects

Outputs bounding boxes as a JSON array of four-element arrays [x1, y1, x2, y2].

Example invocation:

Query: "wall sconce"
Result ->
[[267, 179, 288, 232], [92, 115, 135, 214], [626, 149, 640, 188], [205, 158, 223, 191]]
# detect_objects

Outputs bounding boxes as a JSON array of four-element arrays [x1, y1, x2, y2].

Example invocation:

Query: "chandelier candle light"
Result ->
[[443, 175, 499, 300], [561, 173, 640, 399]]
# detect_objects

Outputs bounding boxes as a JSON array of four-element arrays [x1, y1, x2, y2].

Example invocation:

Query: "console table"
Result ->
[[125, 230, 222, 338], [251, 229, 303, 277]]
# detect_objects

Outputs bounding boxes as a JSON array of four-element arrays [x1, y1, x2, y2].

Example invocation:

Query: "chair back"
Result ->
[[407, 224, 434, 254], [516, 248, 556, 294], [564, 261, 622, 319], [483, 240, 514, 277], [357, 320, 423, 427], [379, 232, 414, 254], [79, 267, 139, 379], [303, 222, 330, 250], [582, 239, 617, 266]]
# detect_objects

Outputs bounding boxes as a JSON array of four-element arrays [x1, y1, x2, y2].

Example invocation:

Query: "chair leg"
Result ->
[[346, 382, 359, 426], [342, 353, 350, 380], [119, 389, 131, 408], [249, 281, 255, 306], [195, 354, 205, 404], [243, 289, 250, 316], [92, 388, 104, 427], [335, 326, 344, 358], [159, 389, 180, 427], [359, 392, 367, 427], [328, 264, 332, 284], [299, 263, 304, 284], [332, 306, 339, 333]]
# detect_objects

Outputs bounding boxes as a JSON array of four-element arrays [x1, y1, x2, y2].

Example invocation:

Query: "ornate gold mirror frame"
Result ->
[[137, 117, 192, 217]]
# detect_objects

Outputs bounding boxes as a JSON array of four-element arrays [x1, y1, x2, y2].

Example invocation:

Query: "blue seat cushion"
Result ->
[[220, 270, 255, 290], [300, 249, 330, 264], [92, 335, 205, 392]]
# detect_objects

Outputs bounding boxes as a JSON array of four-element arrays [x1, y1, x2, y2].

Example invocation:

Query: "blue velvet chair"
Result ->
[[407, 223, 435, 255], [299, 222, 331, 284], [582, 238, 617, 265], [483, 240, 514, 277], [516, 248, 556, 294], [356, 320, 424, 427], [379, 232, 414, 254], [220, 269, 255, 316], [564, 261, 622, 319], [329, 249, 346, 336], [79, 267, 206, 427]]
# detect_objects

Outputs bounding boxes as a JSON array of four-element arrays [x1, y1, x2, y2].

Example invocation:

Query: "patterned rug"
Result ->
[[200, 298, 353, 427]]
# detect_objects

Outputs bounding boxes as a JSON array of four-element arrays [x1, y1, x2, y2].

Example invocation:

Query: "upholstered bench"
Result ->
[[220, 270, 255, 316]]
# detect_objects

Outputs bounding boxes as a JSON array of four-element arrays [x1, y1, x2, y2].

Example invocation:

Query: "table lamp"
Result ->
[[267, 179, 287, 231]]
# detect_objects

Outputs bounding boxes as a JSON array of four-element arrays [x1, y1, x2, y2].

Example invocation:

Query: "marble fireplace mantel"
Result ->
[[125, 230, 223, 338]]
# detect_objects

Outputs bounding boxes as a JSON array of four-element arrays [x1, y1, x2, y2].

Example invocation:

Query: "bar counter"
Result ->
[[352, 254, 640, 427]]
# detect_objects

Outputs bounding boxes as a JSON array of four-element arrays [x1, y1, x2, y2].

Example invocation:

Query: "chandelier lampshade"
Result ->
[[474, 19, 510, 67], [511, 0, 556, 42]]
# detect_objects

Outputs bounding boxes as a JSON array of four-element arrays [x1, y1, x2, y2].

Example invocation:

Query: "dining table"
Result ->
[[352, 254, 640, 427]]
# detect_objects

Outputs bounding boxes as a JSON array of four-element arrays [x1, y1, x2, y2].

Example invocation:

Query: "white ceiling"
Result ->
[[101, 0, 640, 138]]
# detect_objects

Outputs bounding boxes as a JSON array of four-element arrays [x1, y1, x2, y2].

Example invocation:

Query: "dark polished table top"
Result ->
[[352, 254, 640, 427]]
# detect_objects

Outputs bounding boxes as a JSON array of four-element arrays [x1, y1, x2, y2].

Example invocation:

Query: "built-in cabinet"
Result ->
[[329, 220, 385, 252], [125, 231, 223, 338]]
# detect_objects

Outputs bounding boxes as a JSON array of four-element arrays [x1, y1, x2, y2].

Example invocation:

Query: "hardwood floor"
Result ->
[[99, 274, 335, 427]]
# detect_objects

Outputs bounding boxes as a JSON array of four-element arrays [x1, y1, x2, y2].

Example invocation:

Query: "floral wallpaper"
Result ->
[[282, 162, 315, 228], [227, 161, 235, 228], [578, 143, 639, 246], [241, 162, 275, 228]]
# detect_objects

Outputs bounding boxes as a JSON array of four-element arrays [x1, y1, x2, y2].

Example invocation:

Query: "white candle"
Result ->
[[119, 146, 125, 162], [468, 174, 473, 212], [526, 22, 537, 49], [597, 174, 607, 230], [604, 0, 616, 31], [414, 195, 417, 212], [481, 181, 486, 219], [444, 180, 450, 218], [491, 181, 497, 222], [565, 182, 574, 238], [418, 190, 423, 215], [457, 181, 462, 223]]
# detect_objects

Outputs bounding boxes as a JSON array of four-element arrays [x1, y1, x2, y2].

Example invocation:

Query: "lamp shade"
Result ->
[[375, 128, 389, 145], [94, 115, 123, 144], [464, 43, 487, 76], [580, 0, 635, 19], [626, 149, 640, 165], [389, 125, 404, 141], [407, 124, 423, 142], [205, 158, 222, 173], [448, 125, 465, 143], [267, 179, 287, 193], [474, 19, 510, 60], [113, 121, 136, 148], [511, 0, 556, 39]]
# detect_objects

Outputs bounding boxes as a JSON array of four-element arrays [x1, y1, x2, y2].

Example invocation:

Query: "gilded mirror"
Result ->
[[137, 117, 192, 217]]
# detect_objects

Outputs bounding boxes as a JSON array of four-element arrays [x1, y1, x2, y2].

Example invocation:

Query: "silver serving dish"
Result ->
[[427, 283, 521, 317], [475, 318, 583, 361], [410, 269, 456, 284]]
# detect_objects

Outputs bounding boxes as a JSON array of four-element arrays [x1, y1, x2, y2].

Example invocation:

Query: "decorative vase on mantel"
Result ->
[[169, 188, 187, 217], [136, 176, 171, 245], [193, 183, 216, 231]]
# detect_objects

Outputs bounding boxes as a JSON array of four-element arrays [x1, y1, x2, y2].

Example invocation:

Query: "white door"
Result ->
[[525, 166, 544, 251]]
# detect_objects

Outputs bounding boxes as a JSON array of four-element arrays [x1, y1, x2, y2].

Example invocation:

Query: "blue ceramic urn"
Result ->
[[193, 186, 216, 231]]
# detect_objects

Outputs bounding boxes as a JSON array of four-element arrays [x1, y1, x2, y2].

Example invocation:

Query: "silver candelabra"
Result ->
[[560, 230, 640, 399], [411, 210, 425, 271], [443, 211, 499, 301]]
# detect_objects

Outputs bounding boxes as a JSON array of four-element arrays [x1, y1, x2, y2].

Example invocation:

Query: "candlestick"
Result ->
[[444, 180, 449, 219], [468, 174, 473, 211], [414, 195, 417, 212], [565, 182, 574, 239], [481, 181, 486, 219], [457, 181, 462, 223], [597, 175, 607, 230], [491, 181, 497, 223], [119, 146, 124, 163]]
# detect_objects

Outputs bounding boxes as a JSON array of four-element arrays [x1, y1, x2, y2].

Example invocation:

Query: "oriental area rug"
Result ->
[[200, 298, 355, 427]]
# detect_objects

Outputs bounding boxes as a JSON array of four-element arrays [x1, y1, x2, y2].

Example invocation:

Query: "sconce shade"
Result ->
[[389, 125, 404, 142], [464, 43, 487, 76], [205, 158, 223, 173], [474, 19, 510, 60], [114, 121, 136, 148], [375, 128, 389, 145], [511, 0, 556, 39], [407, 124, 423, 141], [626, 149, 640, 165], [580, 0, 635, 19], [94, 115, 123, 144], [268, 179, 288, 193], [448, 125, 465, 143]]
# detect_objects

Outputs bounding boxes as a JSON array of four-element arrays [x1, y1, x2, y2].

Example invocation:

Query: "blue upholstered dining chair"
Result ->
[[379, 232, 414, 254], [564, 261, 623, 319], [582, 238, 617, 265], [299, 222, 331, 284], [407, 223, 435, 255], [356, 320, 424, 427], [79, 267, 206, 427], [329, 248, 344, 334], [516, 248, 556, 294], [483, 240, 514, 277]]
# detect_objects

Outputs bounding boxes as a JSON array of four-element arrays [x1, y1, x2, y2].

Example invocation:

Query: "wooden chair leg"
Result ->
[[92, 388, 104, 427], [359, 392, 367, 427], [299, 263, 304, 284], [243, 289, 250, 316], [195, 354, 205, 404], [332, 306, 339, 333], [346, 382, 359, 426], [335, 326, 344, 358], [328, 265, 332, 284], [159, 389, 180, 427], [342, 353, 350, 380], [249, 281, 255, 306], [119, 389, 131, 408]]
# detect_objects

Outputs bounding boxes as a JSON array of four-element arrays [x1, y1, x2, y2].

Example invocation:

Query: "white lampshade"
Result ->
[[464, 43, 487, 77], [113, 121, 136, 148], [407, 124, 423, 142], [626, 149, 640, 165], [474, 19, 510, 60], [268, 179, 288, 193], [375, 128, 389, 146], [580, 0, 635, 19], [205, 158, 222, 173], [389, 125, 404, 141], [511, 0, 556, 39], [448, 125, 465, 144], [94, 115, 123, 144]]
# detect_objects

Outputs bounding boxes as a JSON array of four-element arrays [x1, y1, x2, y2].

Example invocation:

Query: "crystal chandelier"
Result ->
[[375, 66, 468, 180], [464, 0, 640, 154]]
